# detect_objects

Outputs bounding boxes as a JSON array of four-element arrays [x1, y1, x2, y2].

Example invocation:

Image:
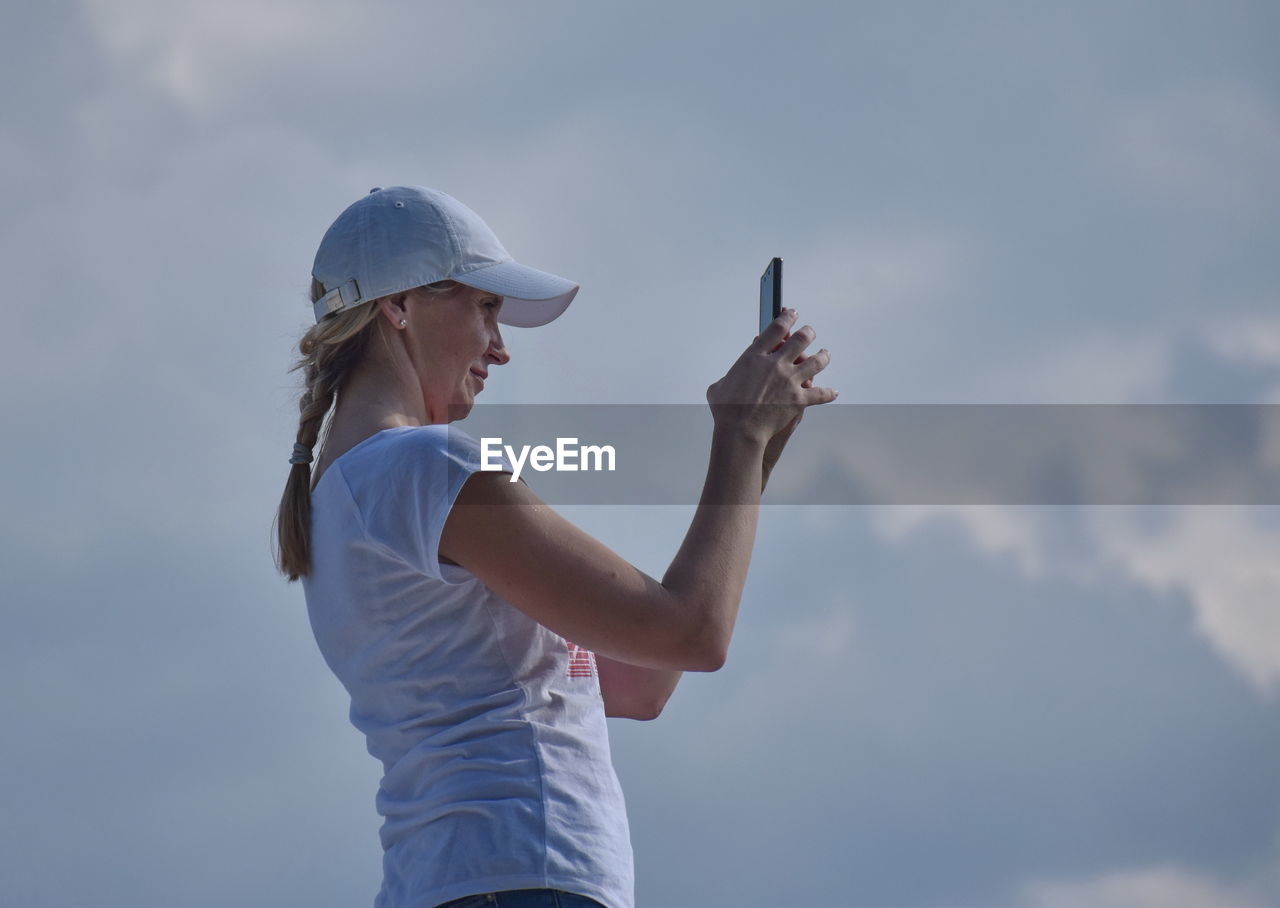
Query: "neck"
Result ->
[[331, 327, 431, 437]]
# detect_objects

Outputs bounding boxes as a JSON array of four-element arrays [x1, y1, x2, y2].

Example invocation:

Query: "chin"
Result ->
[[443, 399, 474, 423]]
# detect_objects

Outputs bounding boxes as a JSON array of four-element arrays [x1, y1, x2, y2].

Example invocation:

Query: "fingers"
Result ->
[[794, 346, 837, 405], [754, 308, 798, 352], [775, 318, 837, 403], [802, 384, 840, 405], [796, 346, 831, 380], [778, 322, 818, 358], [756, 308, 839, 405]]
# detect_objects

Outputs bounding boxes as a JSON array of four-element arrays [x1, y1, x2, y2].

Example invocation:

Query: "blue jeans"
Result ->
[[435, 890, 607, 908]]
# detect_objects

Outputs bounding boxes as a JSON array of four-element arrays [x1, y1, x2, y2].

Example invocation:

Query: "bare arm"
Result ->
[[439, 309, 834, 674]]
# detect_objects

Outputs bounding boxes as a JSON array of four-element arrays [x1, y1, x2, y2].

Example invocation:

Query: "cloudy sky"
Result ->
[[3, 2, 1279, 906]]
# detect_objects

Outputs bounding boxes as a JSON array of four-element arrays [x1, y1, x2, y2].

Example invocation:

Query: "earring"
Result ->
[[398, 319, 407, 328]]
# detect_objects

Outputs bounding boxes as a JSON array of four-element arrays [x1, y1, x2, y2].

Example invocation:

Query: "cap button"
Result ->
[[368, 187, 382, 194]]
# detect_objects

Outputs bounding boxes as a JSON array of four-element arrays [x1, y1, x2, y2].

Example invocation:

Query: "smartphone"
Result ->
[[759, 257, 782, 335]]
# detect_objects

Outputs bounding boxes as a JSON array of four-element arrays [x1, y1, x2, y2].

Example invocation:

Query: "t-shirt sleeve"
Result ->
[[353, 425, 516, 582]]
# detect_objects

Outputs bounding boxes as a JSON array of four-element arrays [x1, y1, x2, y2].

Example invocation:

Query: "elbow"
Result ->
[[631, 703, 664, 721], [699, 621, 731, 672], [687, 637, 728, 673], [612, 693, 671, 722], [698, 648, 728, 673], [672, 627, 726, 672], [665, 591, 731, 672], [639, 684, 679, 720]]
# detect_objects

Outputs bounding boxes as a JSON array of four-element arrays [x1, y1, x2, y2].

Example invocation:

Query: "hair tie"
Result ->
[[289, 443, 314, 466]]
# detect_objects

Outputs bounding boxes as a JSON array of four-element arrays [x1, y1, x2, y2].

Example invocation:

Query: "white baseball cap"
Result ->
[[310, 185, 579, 327]]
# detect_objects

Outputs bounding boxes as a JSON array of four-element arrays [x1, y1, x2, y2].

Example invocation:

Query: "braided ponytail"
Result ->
[[273, 279, 381, 581]]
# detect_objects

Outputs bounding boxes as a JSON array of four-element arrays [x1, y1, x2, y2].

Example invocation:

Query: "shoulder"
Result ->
[[344, 424, 478, 467], [337, 424, 513, 502], [390, 424, 501, 471]]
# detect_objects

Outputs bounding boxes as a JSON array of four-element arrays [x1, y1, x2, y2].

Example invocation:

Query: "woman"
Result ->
[[275, 186, 836, 908]]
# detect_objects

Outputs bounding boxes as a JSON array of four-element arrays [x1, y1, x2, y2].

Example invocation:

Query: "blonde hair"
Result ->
[[273, 278, 459, 581]]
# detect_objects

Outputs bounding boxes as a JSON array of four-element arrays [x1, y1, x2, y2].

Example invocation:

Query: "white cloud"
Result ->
[[1205, 312, 1280, 370], [77, 0, 561, 126], [1202, 312, 1280, 406], [81, 0, 287, 112], [871, 504, 1280, 699], [1020, 863, 1267, 908], [1090, 506, 1280, 699], [80, 0, 371, 115], [874, 505, 1050, 579]]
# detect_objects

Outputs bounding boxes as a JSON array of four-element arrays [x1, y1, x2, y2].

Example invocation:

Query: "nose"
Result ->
[[487, 329, 510, 366]]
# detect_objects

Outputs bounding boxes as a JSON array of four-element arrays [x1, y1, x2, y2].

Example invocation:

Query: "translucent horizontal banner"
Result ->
[[446, 405, 1280, 505]]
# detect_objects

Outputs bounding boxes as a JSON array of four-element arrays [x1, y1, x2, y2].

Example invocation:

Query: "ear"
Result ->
[[376, 293, 410, 329]]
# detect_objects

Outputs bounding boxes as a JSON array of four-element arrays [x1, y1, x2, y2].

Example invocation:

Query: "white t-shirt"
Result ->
[[303, 425, 634, 908]]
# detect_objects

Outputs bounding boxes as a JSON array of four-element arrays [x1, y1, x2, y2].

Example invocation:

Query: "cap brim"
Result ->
[[455, 261, 579, 328]]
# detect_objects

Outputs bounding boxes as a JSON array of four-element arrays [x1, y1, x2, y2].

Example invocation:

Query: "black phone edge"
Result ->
[[760, 257, 783, 335]]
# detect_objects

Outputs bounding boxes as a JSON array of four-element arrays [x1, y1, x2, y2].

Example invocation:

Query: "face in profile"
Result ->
[[399, 283, 511, 422]]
